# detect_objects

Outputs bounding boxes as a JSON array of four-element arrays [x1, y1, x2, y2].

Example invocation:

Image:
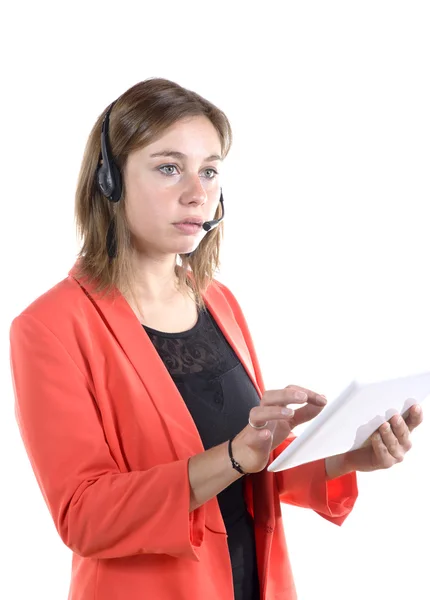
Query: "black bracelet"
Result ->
[[228, 438, 248, 476]]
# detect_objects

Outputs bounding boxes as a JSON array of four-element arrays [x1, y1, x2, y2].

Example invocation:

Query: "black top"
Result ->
[[143, 305, 261, 600]]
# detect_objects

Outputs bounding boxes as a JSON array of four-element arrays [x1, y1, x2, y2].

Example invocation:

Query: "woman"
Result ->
[[9, 78, 423, 600]]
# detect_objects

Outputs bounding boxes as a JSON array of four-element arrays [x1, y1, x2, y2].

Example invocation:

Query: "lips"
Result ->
[[175, 218, 203, 226], [173, 222, 203, 235]]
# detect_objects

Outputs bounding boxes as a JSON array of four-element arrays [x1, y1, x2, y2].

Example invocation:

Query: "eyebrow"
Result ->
[[149, 150, 222, 162]]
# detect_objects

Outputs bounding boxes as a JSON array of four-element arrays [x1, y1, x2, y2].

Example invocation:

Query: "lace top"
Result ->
[[143, 305, 261, 600]]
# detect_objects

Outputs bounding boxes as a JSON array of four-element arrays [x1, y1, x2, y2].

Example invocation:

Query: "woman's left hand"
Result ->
[[326, 404, 423, 477]]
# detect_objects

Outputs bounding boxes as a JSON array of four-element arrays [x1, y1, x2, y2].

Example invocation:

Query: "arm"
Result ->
[[189, 444, 243, 511], [11, 314, 240, 561]]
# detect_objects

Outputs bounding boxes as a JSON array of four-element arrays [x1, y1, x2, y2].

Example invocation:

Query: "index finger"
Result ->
[[285, 384, 327, 406], [404, 404, 423, 432], [262, 386, 326, 408]]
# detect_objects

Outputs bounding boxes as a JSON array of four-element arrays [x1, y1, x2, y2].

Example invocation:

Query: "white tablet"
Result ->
[[267, 371, 430, 473]]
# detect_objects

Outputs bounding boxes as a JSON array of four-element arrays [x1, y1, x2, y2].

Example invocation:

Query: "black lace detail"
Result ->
[[143, 307, 239, 377]]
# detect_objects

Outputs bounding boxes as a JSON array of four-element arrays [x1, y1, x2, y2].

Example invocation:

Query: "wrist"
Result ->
[[228, 438, 248, 477], [325, 453, 354, 480]]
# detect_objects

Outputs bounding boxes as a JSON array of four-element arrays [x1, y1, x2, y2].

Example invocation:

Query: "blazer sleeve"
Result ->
[[9, 313, 205, 561], [273, 437, 358, 526]]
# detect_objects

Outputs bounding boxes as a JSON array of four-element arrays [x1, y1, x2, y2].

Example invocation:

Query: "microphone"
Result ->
[[202, 191, 225, 232]]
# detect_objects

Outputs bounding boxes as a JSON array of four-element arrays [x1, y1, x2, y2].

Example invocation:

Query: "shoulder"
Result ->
[[207, 275, 236, 302], [9, 270, 94, 355], [205, 276, 246, 318], [11, 275, 85, 327], [9, 270, 104, 379]]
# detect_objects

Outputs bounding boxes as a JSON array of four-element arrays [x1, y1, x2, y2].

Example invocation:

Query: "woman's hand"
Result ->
[[325, 404, 424, 478], [232, 385, 327, 474]]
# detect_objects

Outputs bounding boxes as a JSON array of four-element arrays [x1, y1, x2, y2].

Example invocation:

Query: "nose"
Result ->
[[181, 174, 207, 205]]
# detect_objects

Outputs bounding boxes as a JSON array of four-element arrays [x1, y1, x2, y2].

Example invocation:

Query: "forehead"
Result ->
[[144, 115, 222, 157]]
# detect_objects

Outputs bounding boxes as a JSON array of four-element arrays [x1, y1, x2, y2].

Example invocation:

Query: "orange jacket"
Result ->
[[10, 261, 358, 600]]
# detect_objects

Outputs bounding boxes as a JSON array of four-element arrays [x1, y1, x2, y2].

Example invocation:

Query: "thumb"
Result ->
[[247, 427, 273, 448]]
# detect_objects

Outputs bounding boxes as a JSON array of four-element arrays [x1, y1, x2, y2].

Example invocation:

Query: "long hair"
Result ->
[[74, 78, 233, 314]]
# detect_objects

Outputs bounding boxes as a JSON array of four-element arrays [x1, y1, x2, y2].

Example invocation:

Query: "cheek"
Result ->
[[124, 176, 150, 217], [125, 187, 170, 235], [126, 200, 156, 233]]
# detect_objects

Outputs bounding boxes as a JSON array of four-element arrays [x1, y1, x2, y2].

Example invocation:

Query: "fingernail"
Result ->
[[295, 391, 307, 401], [282, 408, 294, 416], [415, 405, 422, 414]]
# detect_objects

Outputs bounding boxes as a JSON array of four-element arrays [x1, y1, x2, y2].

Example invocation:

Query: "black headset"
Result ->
[[96, 100, 225, 233], [96, 101, 122, 203]]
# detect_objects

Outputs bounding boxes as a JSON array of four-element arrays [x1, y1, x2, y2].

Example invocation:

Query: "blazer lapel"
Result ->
[[68, 262, 206, 462], [203, 282, 262, 399]]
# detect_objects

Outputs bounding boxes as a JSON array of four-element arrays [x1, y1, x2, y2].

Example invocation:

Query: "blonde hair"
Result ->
[[74, 77, 233, 314]]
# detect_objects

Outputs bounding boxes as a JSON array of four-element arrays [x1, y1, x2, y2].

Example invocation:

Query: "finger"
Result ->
[[249, 405, 294, 427], [262, 387, 326, 408], [371, 431, 393, 468], [289, 402, 325, 428], [262, 388, 309, 408], [390, 414, 412, 451], [404, 404, 423, 433], [379, 422, 404, 461], [285, 384, 328, 406]]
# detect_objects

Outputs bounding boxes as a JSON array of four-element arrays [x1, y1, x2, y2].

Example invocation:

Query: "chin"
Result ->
[[178, 244, 198, 256], [174, 239, 201, 254]]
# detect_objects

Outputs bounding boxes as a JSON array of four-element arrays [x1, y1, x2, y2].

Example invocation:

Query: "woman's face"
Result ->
[[123, 115, 223, 257]]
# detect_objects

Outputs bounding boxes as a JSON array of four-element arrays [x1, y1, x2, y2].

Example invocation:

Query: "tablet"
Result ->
[[267, 371, 430, 473]]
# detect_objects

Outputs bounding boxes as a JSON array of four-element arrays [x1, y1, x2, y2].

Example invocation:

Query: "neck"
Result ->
[[126, 251, 186, 304]]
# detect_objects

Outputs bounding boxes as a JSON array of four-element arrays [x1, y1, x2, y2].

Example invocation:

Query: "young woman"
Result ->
[[9, 77, 423, 600]]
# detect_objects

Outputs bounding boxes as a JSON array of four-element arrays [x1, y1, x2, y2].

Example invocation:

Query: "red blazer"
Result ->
[[10, 261, 358, 600]]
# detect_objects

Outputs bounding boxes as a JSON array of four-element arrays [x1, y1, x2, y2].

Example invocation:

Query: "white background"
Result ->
[[1, 1, 429, 598]]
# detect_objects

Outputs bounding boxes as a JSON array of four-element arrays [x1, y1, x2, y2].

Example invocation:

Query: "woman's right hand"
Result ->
[[231, 385, 327, 474]]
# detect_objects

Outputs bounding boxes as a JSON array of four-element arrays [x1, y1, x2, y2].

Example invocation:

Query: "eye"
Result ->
[[203, 168, 218, 179], [158, 164, 179, 176], [157, 165, 218, 178]]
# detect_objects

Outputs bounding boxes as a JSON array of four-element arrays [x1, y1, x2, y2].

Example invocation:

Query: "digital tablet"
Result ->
[[267, 371, 430, 473]]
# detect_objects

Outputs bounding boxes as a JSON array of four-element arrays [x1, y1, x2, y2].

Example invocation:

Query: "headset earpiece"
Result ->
[[96, 102, 122, 202]]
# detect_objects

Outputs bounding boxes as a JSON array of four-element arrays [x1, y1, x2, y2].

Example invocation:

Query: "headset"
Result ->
[[96, 100, 225, 234], [96, 101, 122, 203]]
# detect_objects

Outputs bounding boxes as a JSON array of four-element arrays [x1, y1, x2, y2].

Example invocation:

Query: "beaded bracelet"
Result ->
[[228, 438, 248, 476]]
